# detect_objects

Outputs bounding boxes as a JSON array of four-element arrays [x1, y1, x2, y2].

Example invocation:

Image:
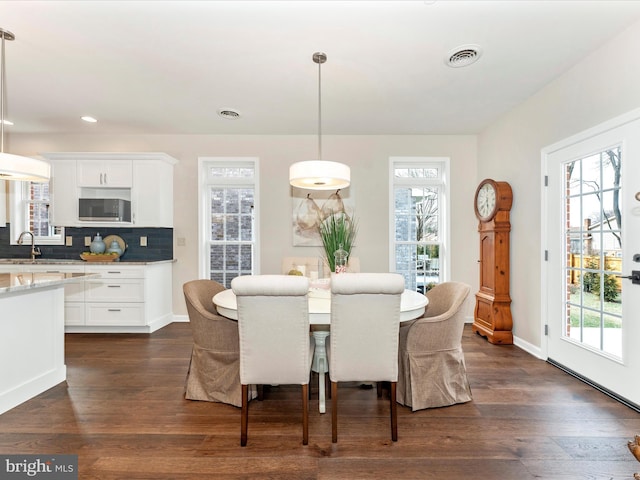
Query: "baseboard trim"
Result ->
[[513, 334, 544, 359]]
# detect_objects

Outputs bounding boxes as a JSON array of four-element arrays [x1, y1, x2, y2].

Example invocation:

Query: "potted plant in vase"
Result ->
[[319, 211, 358, 273]]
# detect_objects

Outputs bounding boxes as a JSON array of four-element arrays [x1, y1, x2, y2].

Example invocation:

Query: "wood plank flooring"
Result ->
[[0, 323, 638, 479]]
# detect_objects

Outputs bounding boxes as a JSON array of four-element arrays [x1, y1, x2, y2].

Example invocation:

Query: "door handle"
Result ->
[[616, 270, 640, 285]]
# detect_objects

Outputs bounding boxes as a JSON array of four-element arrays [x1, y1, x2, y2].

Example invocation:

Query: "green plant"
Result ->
[[581, 257, 619, 302], [319, 212, 358, 273]]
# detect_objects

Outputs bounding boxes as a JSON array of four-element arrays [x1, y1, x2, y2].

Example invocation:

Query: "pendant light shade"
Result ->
[[0, 28, 50, 182], [289, 52, 350, 191], [289, 160, 350, 190], [0, 151, 51, 181]]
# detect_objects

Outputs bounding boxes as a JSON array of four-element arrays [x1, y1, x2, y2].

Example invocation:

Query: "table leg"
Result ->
[[311, 329, 330, 414]]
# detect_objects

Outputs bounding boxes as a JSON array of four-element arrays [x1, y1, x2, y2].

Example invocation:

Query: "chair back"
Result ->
[[422, 282, 471, 350], [184, 279, 225, 317], [329, 273, 404, 382], [184, 279, 238, 349], [232, 275, 311, 386]]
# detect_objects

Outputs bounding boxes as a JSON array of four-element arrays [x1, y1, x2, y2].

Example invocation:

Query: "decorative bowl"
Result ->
[[80, 252, 120, 262]]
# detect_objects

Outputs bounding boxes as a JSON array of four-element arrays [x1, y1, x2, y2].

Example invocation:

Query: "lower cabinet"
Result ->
[[1, 262, 173, 333]]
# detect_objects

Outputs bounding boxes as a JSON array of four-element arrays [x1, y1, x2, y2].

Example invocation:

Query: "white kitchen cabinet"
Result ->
[[49, 160, 78, 226], [132, 159, 174, 227], [77, 160, 133, 187], [0, 261, 173, 332], [42, 152, 177, 228], [78, 262, 173, 332]]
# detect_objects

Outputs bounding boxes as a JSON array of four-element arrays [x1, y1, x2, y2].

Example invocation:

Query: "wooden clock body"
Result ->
[[472, 179, 513, 345]]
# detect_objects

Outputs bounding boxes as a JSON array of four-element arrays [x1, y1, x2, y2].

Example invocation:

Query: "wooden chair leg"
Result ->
[[326, 373, 331, 399], [241, 384, 249, 447], [390, 381, 398, 442], [302, 384, 309, 445], [331, 381, 338, 443], [377, 382, 383, 398], [257, 384, 264, 401]]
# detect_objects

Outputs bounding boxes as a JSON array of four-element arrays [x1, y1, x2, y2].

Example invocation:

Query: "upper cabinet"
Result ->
[[42, 152, 178, 228], [77, 160, 133, 187]]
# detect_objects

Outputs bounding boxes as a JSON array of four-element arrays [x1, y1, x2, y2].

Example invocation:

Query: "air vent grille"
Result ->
[[218, 109, 241, 119], [446, 45, 482, 68]]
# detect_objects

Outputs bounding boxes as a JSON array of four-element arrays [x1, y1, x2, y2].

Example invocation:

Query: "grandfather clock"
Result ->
[[472, 179, 513, 345]]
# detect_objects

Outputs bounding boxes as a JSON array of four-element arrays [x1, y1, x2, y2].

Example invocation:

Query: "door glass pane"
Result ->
[[564, 147, 622, 359]]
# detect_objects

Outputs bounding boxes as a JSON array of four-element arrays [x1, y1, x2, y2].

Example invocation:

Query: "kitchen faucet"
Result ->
[[17, 231, 41, 261]]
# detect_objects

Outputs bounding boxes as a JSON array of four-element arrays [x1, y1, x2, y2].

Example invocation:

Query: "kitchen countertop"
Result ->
[[0, 272, 99, 295], [0, 258, 176, 266]]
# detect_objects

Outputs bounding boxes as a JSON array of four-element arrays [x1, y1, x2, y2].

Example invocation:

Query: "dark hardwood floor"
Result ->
[[0, 323, 638, 479]]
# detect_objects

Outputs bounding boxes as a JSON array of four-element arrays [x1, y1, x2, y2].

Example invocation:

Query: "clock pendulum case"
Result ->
[[472, 179, 514, 345]]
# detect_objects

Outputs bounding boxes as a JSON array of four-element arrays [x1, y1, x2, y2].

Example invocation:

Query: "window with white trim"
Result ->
[[390, 157, 449, 293], [10, 180, 64, 245], [199, 158, 259, 288]]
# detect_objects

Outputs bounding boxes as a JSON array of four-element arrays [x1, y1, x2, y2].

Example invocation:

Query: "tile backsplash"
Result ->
[[0, 224, 173, 261]]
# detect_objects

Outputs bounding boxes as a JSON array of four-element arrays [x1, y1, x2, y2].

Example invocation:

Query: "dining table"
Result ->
[[212, 286, 428, 414]]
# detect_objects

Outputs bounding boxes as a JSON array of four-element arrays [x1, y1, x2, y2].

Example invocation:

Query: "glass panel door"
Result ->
[[545, 111, 640, 407]]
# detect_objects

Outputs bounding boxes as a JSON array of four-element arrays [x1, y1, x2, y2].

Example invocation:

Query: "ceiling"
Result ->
[[2, 0, 640, 136]]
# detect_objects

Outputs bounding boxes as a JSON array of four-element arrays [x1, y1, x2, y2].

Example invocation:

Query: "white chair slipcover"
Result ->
[[328, 272, 404, 442], [232, 274, 314, 446]]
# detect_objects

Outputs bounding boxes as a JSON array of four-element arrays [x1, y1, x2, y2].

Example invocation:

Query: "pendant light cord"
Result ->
[[317, 56, 322, 160]]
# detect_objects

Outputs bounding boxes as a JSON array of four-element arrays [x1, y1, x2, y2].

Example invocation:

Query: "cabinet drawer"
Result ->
[[65, 303, 85, 326], [85, 279, 144, 302], [85, 303, 144, 326], [84, 267, 144, 279]]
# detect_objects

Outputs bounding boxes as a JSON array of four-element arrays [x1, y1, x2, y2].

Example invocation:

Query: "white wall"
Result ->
[[10, 133, 478, 316], [477, 20, 640, 348]]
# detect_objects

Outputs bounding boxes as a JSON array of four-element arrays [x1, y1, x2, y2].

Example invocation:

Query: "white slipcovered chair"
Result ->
[[397, 281, 473, 411], [328, 272, 405, 443], [231, 274, 315, 447]]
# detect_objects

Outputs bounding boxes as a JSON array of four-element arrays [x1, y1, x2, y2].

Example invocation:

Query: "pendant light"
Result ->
[[0, 28, 50, 182], [289, 52, 350, 190]]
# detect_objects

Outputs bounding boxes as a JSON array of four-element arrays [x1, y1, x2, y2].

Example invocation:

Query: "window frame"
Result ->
[[388, 156, 450, 290], [9, 180, 64, 245], [198, 157, 260, 283]]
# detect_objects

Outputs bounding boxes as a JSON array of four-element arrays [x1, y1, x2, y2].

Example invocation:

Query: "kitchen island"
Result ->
[[0, 271, 97, 415]]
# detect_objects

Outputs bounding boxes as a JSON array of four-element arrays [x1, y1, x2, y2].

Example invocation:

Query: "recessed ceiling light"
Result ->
[[445, 44, 483, 68], [217, 108, 241, 120], [81, 116, 98, 123]]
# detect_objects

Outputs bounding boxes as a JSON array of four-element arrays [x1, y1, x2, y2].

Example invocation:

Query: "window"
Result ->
[[198, 158, 259, 288], [389, 157, 449, 293], [9, 180, 64, 245]]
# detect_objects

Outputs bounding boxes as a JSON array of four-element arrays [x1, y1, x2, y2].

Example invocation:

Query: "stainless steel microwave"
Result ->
[[78, 198, 131, 222]]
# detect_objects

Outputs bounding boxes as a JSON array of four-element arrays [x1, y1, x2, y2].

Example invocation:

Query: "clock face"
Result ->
[[476, 182, 497, 220]]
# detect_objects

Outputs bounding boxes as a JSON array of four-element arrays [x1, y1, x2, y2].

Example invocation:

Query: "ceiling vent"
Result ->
[[217, 108, 241, 120], [445, 45, 482, 68]]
